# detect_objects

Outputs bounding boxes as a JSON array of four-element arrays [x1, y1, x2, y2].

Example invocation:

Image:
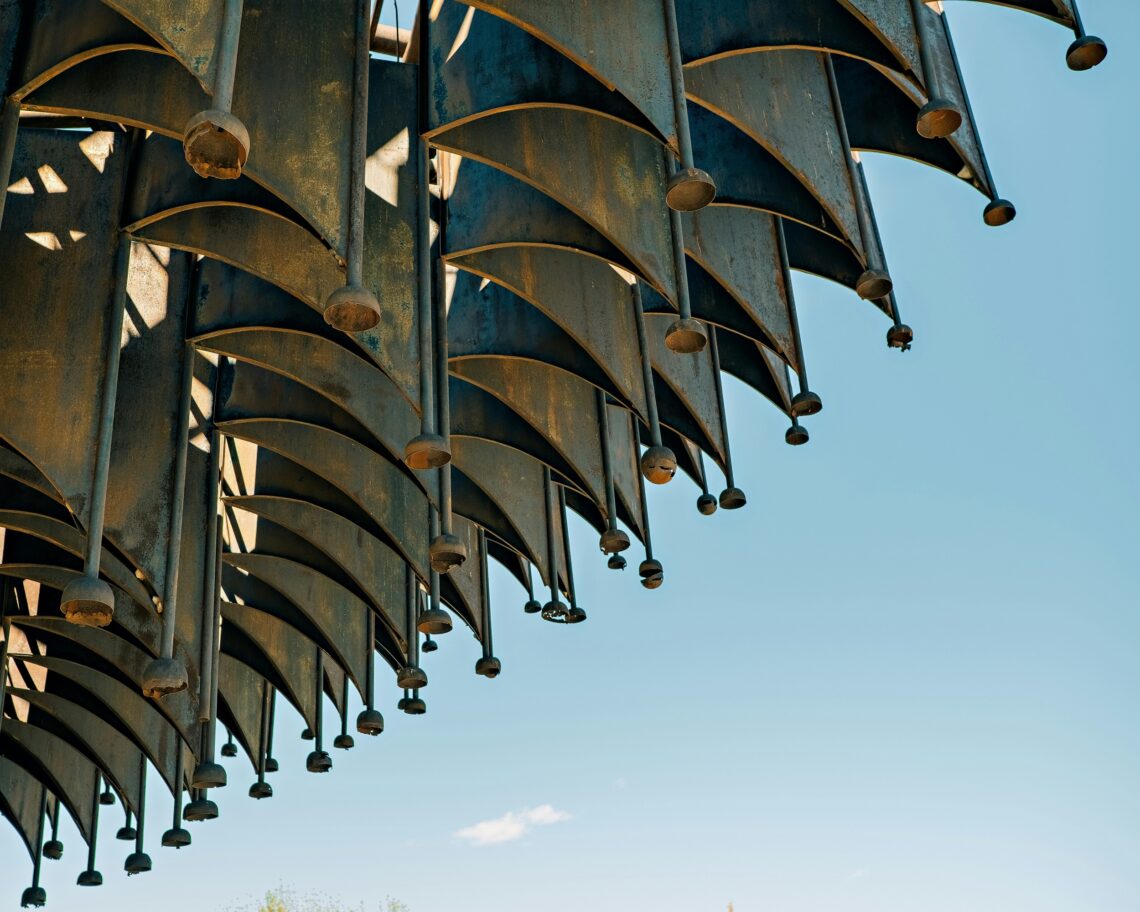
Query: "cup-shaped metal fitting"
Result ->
[[664, 317, 708, 354], [696, 493, 718, 515], [1067, 35, 1107, 71], [404, 696, 427, 715], [42, 840, 63, 860], [666, 167, 717, 212], [607, 554, 628, 571], [182, 798, 218, 822], [324, 284, 381, 333], [523, 598, 543, 614], [396, 665, 428, 690], [220, 742, 238, 758], [566, 607, 587, 624], [886, 324, 914, 351], [475, 655, 502, 678], [300, 727, 314, 740], [790, 391, 823, 418], [429, 532, 468, 574], [20, 886, 47, 907], [61, 575, 115, 628], [785, 423, 810, 447], [396, 695, 410, 711], [855, 269, 893, 301], [115, 825, 136, 841], [356, 709, 384, 736], [305, 750, 332, 773], [403, 433, 451, 470], [983, 198, 1017, 227], [915, 98, 962, 139], [161, 827, 191, 848], [76, 869, 103, 887], [417, 605, 453, 635], [639, 445, 677, 485], [541, 601, 568, 623], [422, 636, 439, 652], [332, 733, 355, 750], [599, 528, 631, 554], [124, 852, 152, 876], [264, 757, 279, 773], [191, 761, 226, 790], [99, 789, 116, 806], [248, 781, 273, 800], [719, 487, 747, 510], [141, 657, 188, 699], [639, 558, 664, 590], [183, 109, 250, 180]]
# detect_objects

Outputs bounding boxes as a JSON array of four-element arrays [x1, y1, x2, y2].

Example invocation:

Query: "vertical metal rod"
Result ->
[[632, 422, 655, 561], [596, 389, 619, 532], [557, 488, 578, 611], [213, 0, 245, 112], [414, 0, 435, 439], [543, 468, 560, 605], [197, 435, 222, 722], [435, 244, 453, 532], [661, 0, 694, 169], [939, 5, 1000, 194], [478, 527, 492, 658], [264, 686, 276, 769], [1071, 0, 1086, 37], [405, 564, 419, 668], [83, 236, 131, 573], [31, 786, 46, 888], [159, 335, 195, 659], [631, 283, 663, 447], [524, 562, 535, 601], [347, 0, 371, 286], [775, 220, 810, 394], [86, 773, 101, 872], [313, 647, 324, 753], [256, 680, 269, 783], [364, 609, 375, 710], [428, 509, 442, 619], [0, 98, 20, 231], [668, 204, 694, 322], [0, 609, 10, 739], [171, 751, 184, 829], [706, 325, 736, 488], [134, 755, 146, 854], [339, 674, 350, 738], [49, 796, 60, 846], [205, 513, 223, 762], [696, 450, 711, 498]]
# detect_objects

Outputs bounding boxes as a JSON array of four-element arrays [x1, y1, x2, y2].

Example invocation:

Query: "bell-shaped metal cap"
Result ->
[[983, 198, 1017, 227], [599, 528, 631, 554], [76, 869, 103, 887], [640, 445, 677, 485], [397, 665, 428, 689], [397, 695, 410, 711], [541, 601, 568, 623], [183, 109, 250, 180], [418, 604, 454, 635], [790, 390, 823, 418], [785, 423, 810, 447], [855, 269, 893, 301], [264, 757, 279, 773], [124, 852, 152, 876], [61, 575, 115, 628], [429, 532, 468, 574], [220, 742, 238, 758], [1067, 35, 1107, 71], [332, 733, 355, 750], [639, 558, 664, 590], [182, 797, 218, 822], [190, 761, 226, 790], [305, 750, 332, 773], [566, 606, 587, 624], [475, 655, 502, 678], [99, 789, 116, 806], [607, 554, 628, 571], [300, 727, 314, 740], [887, 324, 914, 351], [404, 696, 427, 715], [719, 487, 747, 510], [42, 840, 63, 861], [916, 98, 963, 139], [422, 636, 439, 653], [664, 317, 708, 354], [523, 598, 543, 614], [141, 656, 188, 699], [116, 825, 137, 841], [403, 433, 451, 470], [161, 827, 192, 848], [248, 781, 273, 800], [696, 493, 718, 515], [323, 284, 381, 333], [356, 708, 384, 736], [20, 886, 47, 907], [666, 167, 717, 211]]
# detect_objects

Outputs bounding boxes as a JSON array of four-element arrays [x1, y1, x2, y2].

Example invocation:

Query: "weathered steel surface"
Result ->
[[0, 757, 41, 860], [217, 653, 263, 772], [100, 0, 223, 91], [1, 720, 96, 844]]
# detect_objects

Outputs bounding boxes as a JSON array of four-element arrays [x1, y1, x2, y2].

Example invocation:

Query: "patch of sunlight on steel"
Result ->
[[447, 5, 475, 63], [36, 164, 68, 193], [365, 126, 410, 207], [7, 176, 33, 194], [25, 231, 62, 251], [78, 131, 115, 174], [126, 240, 171, 339], [68, 230, 87, 243]]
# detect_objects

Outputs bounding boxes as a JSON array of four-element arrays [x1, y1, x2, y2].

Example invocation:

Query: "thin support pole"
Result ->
[[0, 98, 20, 230], [631, 282, 663, 447], [213, 0, 245, 112]]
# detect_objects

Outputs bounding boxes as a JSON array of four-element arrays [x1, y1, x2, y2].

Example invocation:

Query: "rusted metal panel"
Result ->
[[217, 653, 263, 773], [0, 757, 40, 860], [1, 720, 96, 844], [100, 0, 223, 92]]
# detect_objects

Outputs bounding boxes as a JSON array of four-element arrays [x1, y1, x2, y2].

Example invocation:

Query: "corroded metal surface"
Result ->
[[0, 0, 1108, 895]]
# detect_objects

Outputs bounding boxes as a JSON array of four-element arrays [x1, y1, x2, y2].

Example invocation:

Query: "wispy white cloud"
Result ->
[[454, 804, 571, 846]]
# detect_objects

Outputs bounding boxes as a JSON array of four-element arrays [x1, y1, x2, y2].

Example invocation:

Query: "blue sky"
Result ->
[[6, 3, 1138, 911]]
